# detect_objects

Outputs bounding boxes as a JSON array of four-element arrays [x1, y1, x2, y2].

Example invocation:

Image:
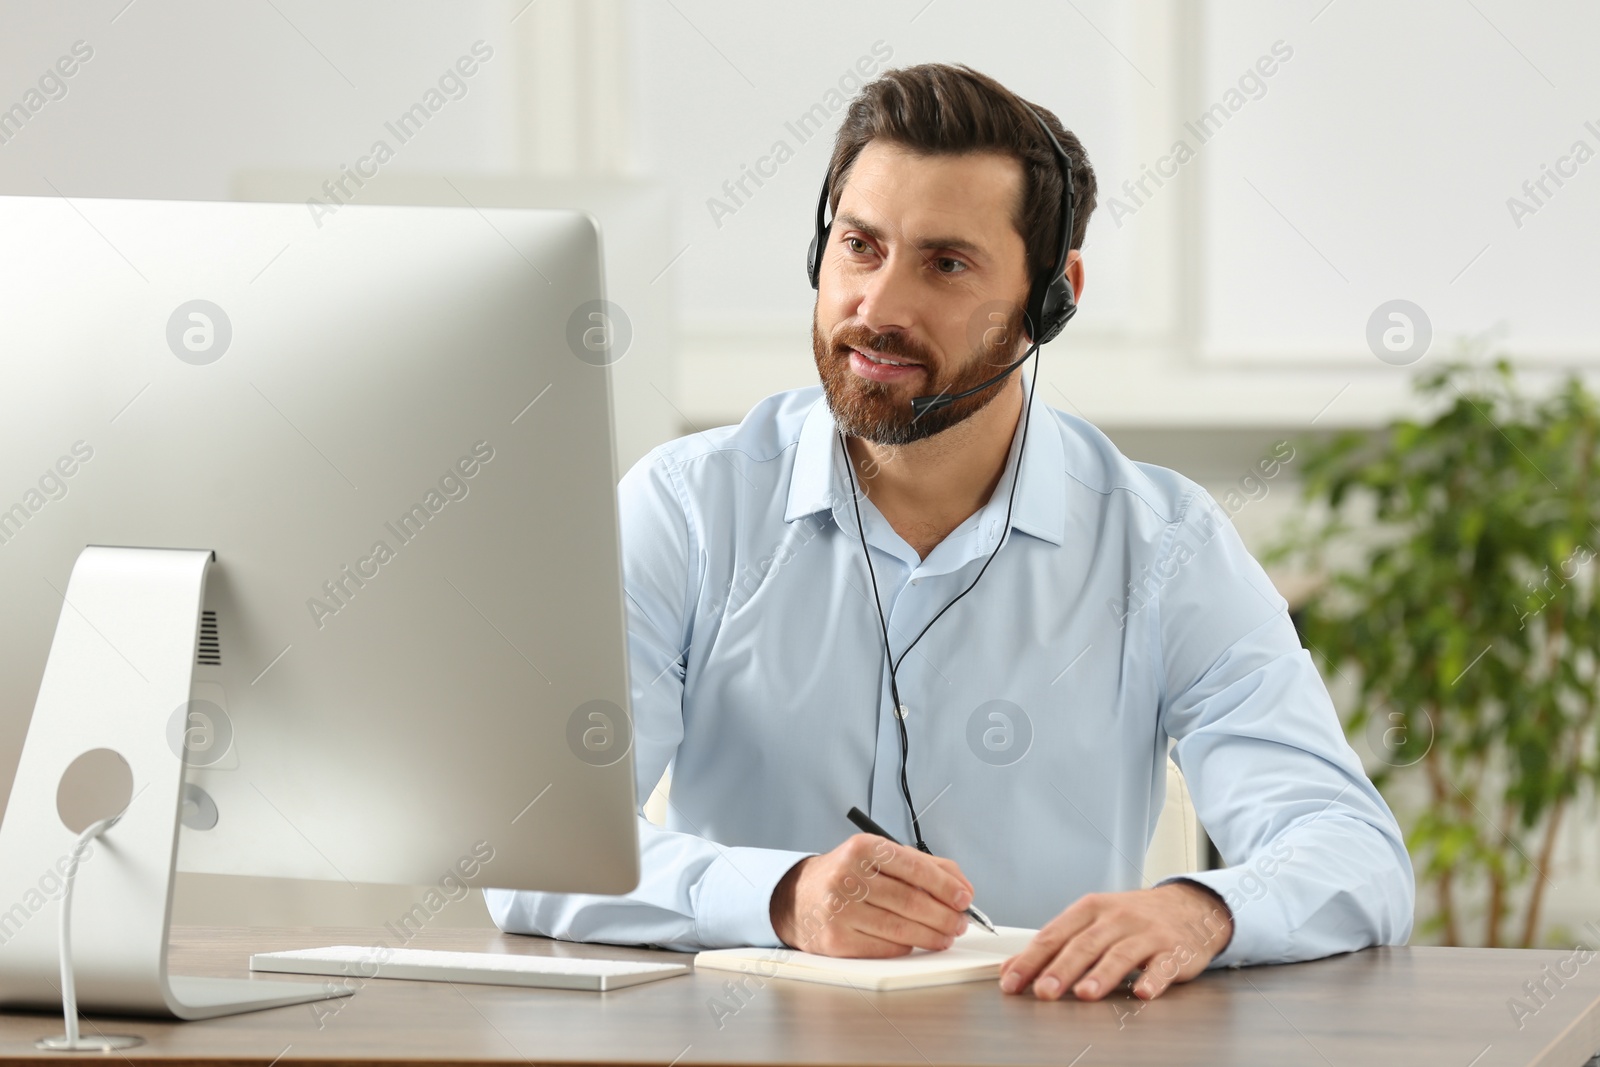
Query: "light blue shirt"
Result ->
[[486, 377, 1415, 966]]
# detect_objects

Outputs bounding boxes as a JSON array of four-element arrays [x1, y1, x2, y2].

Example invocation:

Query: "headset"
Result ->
[[812, 104, 1081, 852], [807, 104, 1078, 418]]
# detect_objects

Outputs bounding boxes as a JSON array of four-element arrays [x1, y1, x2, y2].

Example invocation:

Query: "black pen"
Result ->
[[846, 806, 997, 934]]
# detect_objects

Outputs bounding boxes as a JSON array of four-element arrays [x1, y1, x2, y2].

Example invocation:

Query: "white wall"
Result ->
[[1202, 0, 1600, 362], [0, 1, 521, 196]]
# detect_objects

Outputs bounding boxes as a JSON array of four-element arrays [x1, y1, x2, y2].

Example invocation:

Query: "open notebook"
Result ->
[[694, 926, 1038, 992]]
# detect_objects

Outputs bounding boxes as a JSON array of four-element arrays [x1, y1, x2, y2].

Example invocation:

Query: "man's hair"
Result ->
[[826, 63, 1098, 286]]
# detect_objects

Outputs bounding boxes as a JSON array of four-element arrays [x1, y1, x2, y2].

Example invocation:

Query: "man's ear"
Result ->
[[1064, 248, 1086, 303]]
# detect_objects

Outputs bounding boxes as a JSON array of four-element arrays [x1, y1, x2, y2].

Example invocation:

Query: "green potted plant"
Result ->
[[1269, 354, 1600, 947]]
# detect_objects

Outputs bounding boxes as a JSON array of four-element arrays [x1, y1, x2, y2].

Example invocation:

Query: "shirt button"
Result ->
[[911, 578, 921, 585]]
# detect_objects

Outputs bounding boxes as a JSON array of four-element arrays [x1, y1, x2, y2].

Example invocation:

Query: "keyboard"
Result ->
[[250, 945, 691, 992]]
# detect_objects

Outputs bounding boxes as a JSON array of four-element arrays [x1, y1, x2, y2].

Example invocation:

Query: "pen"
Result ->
[[846, 806, 997, 934]]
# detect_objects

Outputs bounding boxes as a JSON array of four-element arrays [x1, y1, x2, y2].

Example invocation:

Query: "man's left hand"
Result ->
[[998, 881, 1233, 1002]]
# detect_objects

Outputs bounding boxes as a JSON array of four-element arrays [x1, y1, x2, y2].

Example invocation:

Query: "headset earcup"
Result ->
[[807, 171, 832, 290], [1033, 275, 1077, 345], [807, 223, 832, 290]]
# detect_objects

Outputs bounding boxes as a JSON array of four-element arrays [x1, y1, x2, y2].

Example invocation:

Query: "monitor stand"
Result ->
[[0, 546, 348, 1023]]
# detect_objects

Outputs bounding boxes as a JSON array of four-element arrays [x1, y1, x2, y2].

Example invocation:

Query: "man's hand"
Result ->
[[770, 834, 975, 957], [999, 881, 1233, 1001]]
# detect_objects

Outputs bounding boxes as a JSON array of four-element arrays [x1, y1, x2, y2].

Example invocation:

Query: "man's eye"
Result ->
[[845, 237, 870, 254], [934, 257, 967, 274]]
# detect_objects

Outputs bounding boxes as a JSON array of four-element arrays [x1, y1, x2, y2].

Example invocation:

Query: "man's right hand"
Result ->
[[768, 833, 975, 957]]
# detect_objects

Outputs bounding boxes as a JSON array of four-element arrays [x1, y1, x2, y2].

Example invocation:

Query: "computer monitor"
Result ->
[[0, 194, 640, 1020]]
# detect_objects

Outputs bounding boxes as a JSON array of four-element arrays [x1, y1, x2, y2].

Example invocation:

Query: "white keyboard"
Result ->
[[250, 945, 690, 992]]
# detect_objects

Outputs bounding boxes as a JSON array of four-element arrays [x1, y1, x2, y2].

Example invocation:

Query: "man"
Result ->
[[487, 63, 1413, 1003]]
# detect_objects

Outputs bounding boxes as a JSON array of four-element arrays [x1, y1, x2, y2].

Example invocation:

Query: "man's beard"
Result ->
[[812, 304, 1029, 446]]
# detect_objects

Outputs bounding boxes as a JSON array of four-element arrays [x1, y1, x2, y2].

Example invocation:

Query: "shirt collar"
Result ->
[[783, 373, 1066, 547]]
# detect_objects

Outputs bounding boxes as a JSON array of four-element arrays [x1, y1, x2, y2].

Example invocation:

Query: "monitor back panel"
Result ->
[[0, 194, 639, 894]]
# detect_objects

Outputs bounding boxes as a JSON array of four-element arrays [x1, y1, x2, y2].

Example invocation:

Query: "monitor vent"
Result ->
[[197, 610, 221, 666]]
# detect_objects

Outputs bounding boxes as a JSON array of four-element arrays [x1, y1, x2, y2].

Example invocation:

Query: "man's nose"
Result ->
[[855, 251, 923, 336]]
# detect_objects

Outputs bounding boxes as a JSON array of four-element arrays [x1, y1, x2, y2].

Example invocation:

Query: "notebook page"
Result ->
[[694, 926, 1038, 984]]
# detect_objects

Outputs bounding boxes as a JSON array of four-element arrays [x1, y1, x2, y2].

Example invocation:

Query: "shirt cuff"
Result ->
[[692, 845, 815, 948], [1155, 870, 1286, 969]]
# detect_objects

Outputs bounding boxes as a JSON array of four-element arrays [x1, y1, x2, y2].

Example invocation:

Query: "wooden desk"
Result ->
[[0, 926, 1595, 1066]]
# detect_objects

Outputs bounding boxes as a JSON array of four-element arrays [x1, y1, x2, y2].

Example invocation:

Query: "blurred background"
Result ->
[[1, 0, 1596, 948]]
